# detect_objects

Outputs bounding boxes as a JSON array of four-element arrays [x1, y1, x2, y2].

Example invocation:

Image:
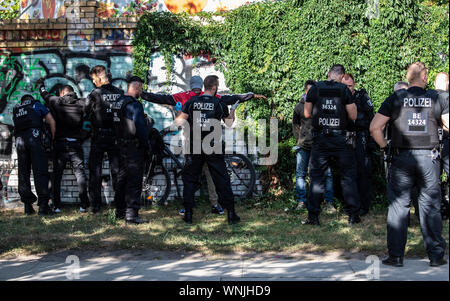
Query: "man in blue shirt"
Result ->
[[12, 94, 56, 215]]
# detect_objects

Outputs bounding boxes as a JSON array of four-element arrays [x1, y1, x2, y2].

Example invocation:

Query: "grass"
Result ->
[[0, 197, 448, 258]]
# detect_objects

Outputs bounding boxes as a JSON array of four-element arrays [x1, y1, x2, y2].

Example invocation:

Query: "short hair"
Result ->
[[60, 85, 74, 95], [203, 75, 219, 90], [20, 94, 34, 102], [394, 81, 409, 92], [406, 62, 427, 84], [343, 73, 354, 82], [304, 80, 315, 90], [128, 76, 144, 84], [328, 64, 346, 77], [90, 65, 107, 77]]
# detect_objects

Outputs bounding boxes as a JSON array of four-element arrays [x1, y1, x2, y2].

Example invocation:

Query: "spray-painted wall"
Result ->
[[0, 1, 263, 205]]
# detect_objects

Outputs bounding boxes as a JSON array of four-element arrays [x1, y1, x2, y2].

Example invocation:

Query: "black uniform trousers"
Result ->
[[441, 137, 449, 216], [308, 133, 360, 216], [15, 129, 50, 207], [182, 154, 234, 211], [116, 143, 145, 217], [52, 139, 89, 209], [355, 131, 372, 212], [88, 134, 120, 209], [386, 149, 446, 260]]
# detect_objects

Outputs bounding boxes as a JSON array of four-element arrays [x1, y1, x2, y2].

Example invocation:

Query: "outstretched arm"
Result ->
[[36, 78, 59, 106], [141, 91, 176, 106], [220, 92, 266, 105]]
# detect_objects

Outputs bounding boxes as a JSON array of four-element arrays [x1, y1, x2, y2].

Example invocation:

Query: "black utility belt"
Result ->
[[14, 127, 40, 135], [313, 129, 345, 136], [117, 138, 140, 146]]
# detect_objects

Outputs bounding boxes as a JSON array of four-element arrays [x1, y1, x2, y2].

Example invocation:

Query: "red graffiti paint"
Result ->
[[41, 0, 56, 19]]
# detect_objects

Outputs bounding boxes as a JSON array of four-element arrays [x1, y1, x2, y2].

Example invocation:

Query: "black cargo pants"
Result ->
[[52, 139, 89, 209], [355, 131, 373, 212], [182, 154, 234, 211], [386, 149, 447, 260], [15, 129, 50, 207], [308, 133, 360, 216], [88, 133, 121, 209]]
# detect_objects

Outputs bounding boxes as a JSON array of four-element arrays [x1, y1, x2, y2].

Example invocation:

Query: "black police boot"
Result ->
[[302, 214, 320, 226], [125, 209, 149, 224], [359, 208, 369, 217], [227, 207, 241, 225], [24, 203, 36, 215], [89, 205, 101, 215], [183, 208, 193, 224], [382, 256, 403, 267], [429, 257, 447, 267], [38, 204, 54, 216], [115, 209, 126, 220], [348, 214, 361, 225]]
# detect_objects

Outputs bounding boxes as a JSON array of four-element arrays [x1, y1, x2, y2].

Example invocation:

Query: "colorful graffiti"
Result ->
[[18, 0, 263, 18]]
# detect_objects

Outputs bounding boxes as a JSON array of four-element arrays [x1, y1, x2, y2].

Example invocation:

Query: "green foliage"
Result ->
[[133, 0, 449, 205], [0, 0, 19, 19]]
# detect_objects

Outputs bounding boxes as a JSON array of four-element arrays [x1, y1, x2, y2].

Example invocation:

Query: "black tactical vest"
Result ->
[[312, 81, 348, 131], [12, 99, 42, 133], [90, 84, 123, 130], [52, 92, 85, 140], [111, 95, 137, 141], [187, 95, 225, 141], [390, 88, 440, 149]]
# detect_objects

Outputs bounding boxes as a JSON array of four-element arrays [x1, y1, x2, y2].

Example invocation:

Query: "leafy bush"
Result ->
[[133, 0, 449, 206]]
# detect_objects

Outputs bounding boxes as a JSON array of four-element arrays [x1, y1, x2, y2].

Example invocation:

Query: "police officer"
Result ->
[[370, 62, 448, 267], [112, 76, 150, 224], [341, 74, 375, 216], [86, 65, 124, 213], [37, 80, 89, 213], [434, 72, 449, 219], [304, 64, 360, 225], [13, 94, 56, 215], [173, 75, 240, 225]]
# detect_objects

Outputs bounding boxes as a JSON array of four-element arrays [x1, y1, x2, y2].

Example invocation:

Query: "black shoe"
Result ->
[[429, 257, 447, 267], [125, 216, 149, 224], [24, 203, 36, 215], [116, 210, 126, 220], [38, 206, 54, 216], [302, 218, 320, 226], [348, 214, 361, 225], [89, 206, 100, 214], [227, 209, 241, 225], [183, 208, 193, 224], [382, 256, 403, 267], [211, 204, 224, 215]]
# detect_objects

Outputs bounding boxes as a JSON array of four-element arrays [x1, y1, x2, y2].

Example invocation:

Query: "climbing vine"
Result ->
[[133, 0, 449, 199]]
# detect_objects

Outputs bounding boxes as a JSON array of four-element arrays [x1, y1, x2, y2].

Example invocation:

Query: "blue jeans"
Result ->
[[296, 148, 333, 204]]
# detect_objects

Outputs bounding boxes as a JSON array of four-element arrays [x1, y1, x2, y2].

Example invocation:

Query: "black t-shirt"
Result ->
[[182, 94, 229, 153], [306, 80, 354, 106], [378, 86, 449, 118]]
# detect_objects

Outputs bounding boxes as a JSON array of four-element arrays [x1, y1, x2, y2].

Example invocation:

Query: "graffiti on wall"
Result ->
[[19, 0, 263, 19]]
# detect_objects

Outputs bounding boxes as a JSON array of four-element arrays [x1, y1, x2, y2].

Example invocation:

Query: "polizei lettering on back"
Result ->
[[102, 94, 122, 102], [193, 102, 214, 111], [318, 118, 340, 127], [403, 97, 432, 108]]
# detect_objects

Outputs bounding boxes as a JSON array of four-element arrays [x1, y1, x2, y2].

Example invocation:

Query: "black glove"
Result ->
[[36, 77, 45, 87]]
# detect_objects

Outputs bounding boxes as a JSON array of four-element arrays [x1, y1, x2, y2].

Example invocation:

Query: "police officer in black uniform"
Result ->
[[434, 72, 449, 220], [86, 65, 124, 213], [370, 62, 448, 267], [173, 75, 240, 225], [12, 94, 56, 215], [113, 76, 150, 224], [37, 80, 89, 213], [304, 64, 360, 225], [342, 74, 375, 216]]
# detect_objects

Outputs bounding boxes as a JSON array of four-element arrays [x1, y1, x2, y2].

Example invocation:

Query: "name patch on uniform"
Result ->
[[103, 94, 122, 102], [322, 99, 337, 111], [406, 111, 427, 132], [15, 108, 28, 118], [193, 102, 214, 111], [403, 97, 432, 108], [318, 118, 340, 127]]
